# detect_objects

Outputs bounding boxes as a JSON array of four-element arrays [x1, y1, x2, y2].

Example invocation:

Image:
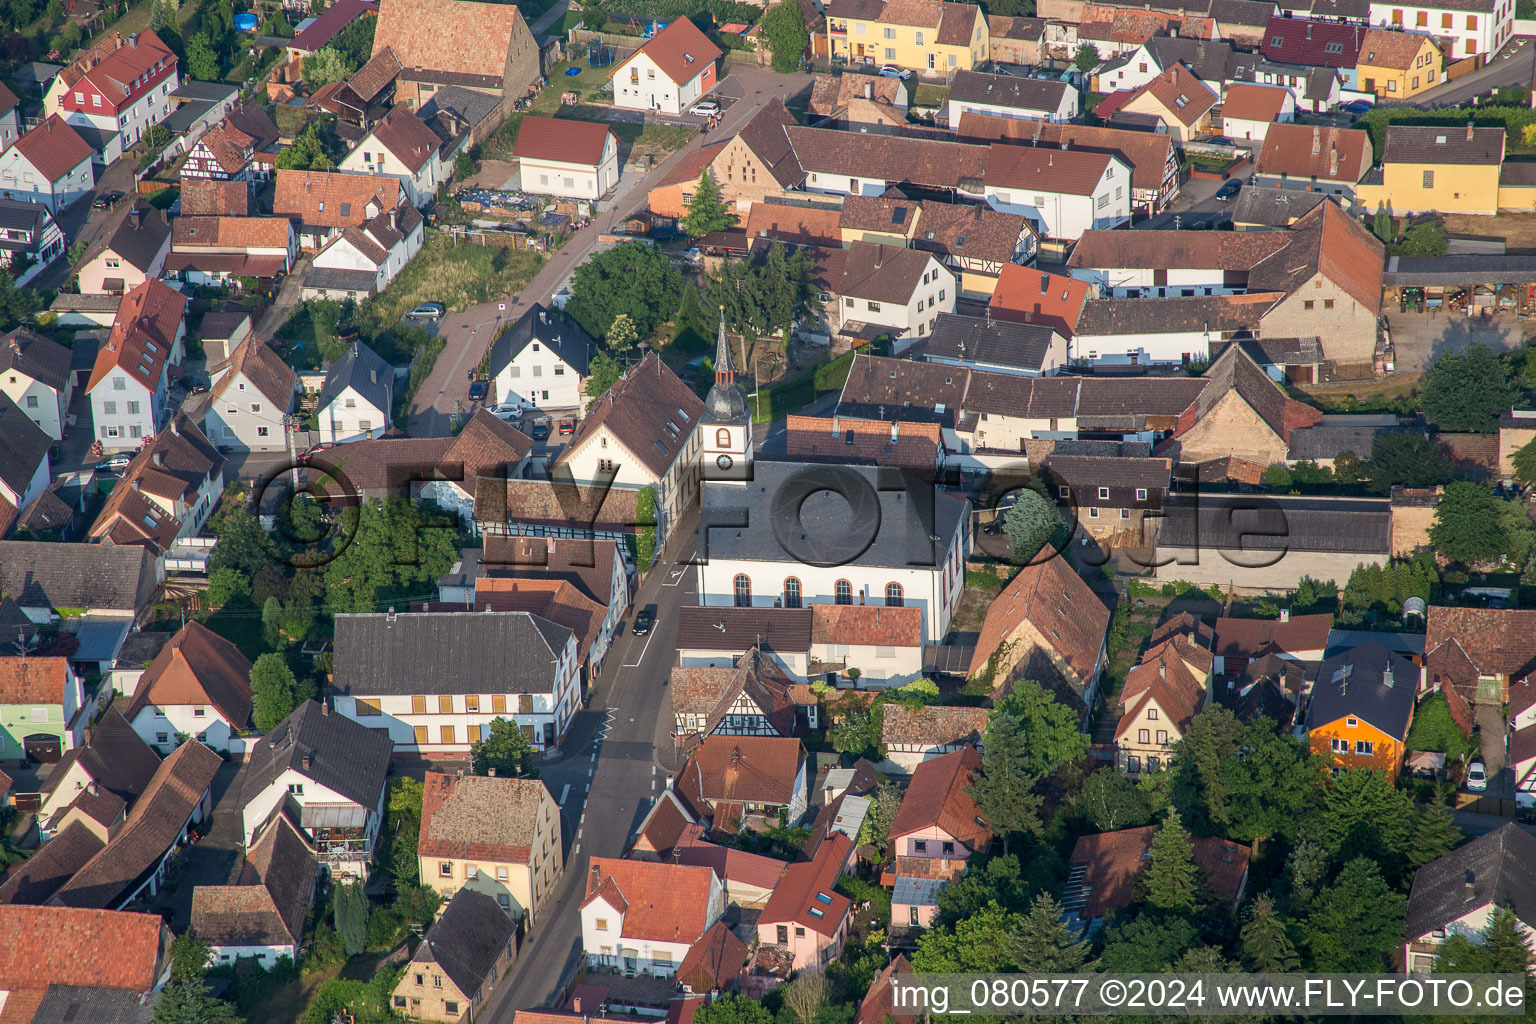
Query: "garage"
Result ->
[[22, 734, 61, 763]]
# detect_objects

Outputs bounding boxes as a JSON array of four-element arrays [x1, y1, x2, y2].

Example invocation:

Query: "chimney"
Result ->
[[1465, 869, 1476, 901], [7, 335, 17, 355], [302, 753, 313, 770], [1279, 608, 1290, 622], [88, 781, 99, 797], [865, 81, 872, 99], [589, 864, 601, 892], [1329, 144, 1338, 178], [573, 996, 585, 1014], [130, 31, 137, 46], [1467, 121, 1475, 141], [153, 450, 165, 467], [321, 700, 330, 715], [874, 247, 883, 269]]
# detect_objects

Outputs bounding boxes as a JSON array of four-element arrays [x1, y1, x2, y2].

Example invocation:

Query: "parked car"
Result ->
[[1466, 759, 1488, 792], [558, 416, 576, 435], [690, 100, 721, 117], [92, 190, 125, 210], [468, 378, 488, 402], [179, 373, 210, 393], [530, 419, 551, 441], [96, 453, 135, 472], [1340, 99, 1373, 114], [406, 302, 446, 321], [1215, 179, 1242, 201], [296, 442, 335, 465], [633, 604, 656, 635], [879, 65, 912, 79], [1205, 136, 1236, 147], [490, 403, 522, 422]]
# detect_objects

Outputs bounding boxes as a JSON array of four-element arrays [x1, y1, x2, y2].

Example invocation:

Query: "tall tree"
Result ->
[[672, 284, 714, 354], [760, 0, 809, 72], [1009, 893, 1087, 972], [470, 717, 540, 778], [605, 312, 638, 351], [584, 352, 623, 411], [1213, 720, 1326, 844], [1365, 431, 1453, 494], [1003, 489, 1062, 563], [1430, 481, 1510, 566], [322, 498, 459, 613], [302, 45, 354, 88], [782, 970, 828, 1024], [566, 241, 683, 341], [1513, 435, 1536, 490], [1073, 768, 1153, 832], [250, 653, 298, 733], [1408, 793, 1466, 869], [1240, 894, 1300, 972], [968, 700, 1042, 852], [1420, 343, 1520, 433], [913, 901, 1020, 972], [1144, 809, 1200, 914], [1302, 857, 1405, 971], [185, 32, 219, 80], [997, 679, 1090, 777], [334, 881, 369, 956], [1372, 202, 1393, 244], [855, 781, 902, 854], [1281, 837, 1328, 915], [169, 931, 212, 981], [152, 980, 242, 1024], [695, 996, 772, 1024], [1096, 916, 1200, 973], [1074, 42, 1100, 71], [681, 172, 736, 238]]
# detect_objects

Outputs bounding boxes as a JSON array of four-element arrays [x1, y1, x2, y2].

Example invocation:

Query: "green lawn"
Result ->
[[913, 83, 949, 108], [532, 59, 617, 114], [363, 230, 544, 323], [202, 603, 267, 663], [488, 72, 696, 165]]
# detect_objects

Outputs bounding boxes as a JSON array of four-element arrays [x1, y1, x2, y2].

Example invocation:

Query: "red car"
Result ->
[[558, 416, 576, 435], [296, 442, 335, 465]]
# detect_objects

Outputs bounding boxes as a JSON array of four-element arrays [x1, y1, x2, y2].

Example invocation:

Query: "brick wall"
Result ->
[[1261, 274, 1378, 365]]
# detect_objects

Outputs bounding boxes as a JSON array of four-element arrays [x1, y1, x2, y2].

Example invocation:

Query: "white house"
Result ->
[[488, 304, 595, 413], [827, 242, 956, 348], [809, 603, 925, 686], [1072, 294, 1278, 366], [0, 393, 50, 516], [86, 278, 187, 449], [511, 115, 619, 201], [580, 857, 725, 976], [945, 70, 1079, 127], [167, 215, 298, 286], [983, 146, 1131, 242], [301, 203, 424, 301], [1219, 83, 1295, 144], [1366, 0, 1511, 59], [331, 610, 583, 754], [337, 106, 447, 207], [44, 30, 180, 158], [317, 340, 393, 444], [86, 415, 226, 559], [193, 814, 318, 968], [1065, 229, 1289, 298], [1402, 823, 1536, 972], [0, 115, 95, 214], [698, 459, 971, 644], [238, 700, 394, 880], [611, 18, 722, 115], [122, 621, 252, 756], [0, 83, 20, 149], [0, 199, 65, 287], [0, 327, 72, 442], [202, 335, 298, 452]]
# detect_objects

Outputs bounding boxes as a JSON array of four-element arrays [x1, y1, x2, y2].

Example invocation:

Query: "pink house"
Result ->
[[885, 747, 991, 930], [756, 833, 851, 970], [77, 204, 172, 296]]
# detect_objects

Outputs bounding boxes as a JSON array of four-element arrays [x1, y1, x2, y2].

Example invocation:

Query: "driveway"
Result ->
[[255, 256, 311, 339], [1385, 307, 1525, 372], [405, 67, 814, 437], [145, 761, 247, 931], [1136, 167, 1251, 231], [33, 158, 145, 291]]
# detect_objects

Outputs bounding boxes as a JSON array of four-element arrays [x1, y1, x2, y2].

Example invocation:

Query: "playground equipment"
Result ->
[[587, 33, 614, 65]]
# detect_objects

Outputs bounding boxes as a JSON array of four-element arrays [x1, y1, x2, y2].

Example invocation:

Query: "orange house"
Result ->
[[1305, 641, 1419, 774]]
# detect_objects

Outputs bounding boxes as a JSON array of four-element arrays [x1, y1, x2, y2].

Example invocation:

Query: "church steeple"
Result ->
[[704, 306, 747, 423], [714, 306, 735, 389]]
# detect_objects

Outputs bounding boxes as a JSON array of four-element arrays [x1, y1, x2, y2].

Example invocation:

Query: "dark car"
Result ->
[[468, 378, 488, 402], [633, 604, 657, 635], [92, 190, 125, 210], [179, 373, 210, 393], [558, 416, 576, 435], [530, 419, 551, 441], [1340, 99, 1373, 115], [1214, 179, 1242, 201]]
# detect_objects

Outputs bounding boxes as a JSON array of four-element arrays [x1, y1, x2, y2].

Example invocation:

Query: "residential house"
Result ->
[[1162, 343, 1322, 476], [86, 417, 225, 559], [371, 0, 539, 124], [1305, 640, 1418, 773], [338, 105, 447, 206], [1228, 651, 1306, 726], [316, 340, 393, 443], [1093, 35, 1234, 93], [580, 857, 725, 976], [0, 198, 65, 286], [198, 308, 253, 363], [164, 79, 240, 157], [272, 168, 405, 251], [671, 648, 796, 744], [856, 956, 920, 1024], [787, 127, 986, 203], [469, 577, 608, 690], [1115, 64, 1218, 143], [179, 106, 279, 183], [1424, 606, 1536, 705], [392, 889, 519, 1023], [180, 180, 249, 217], [677, 920, 751, 996], [418, 770, 563, 920], [879, 704, 988, 774], [44, 31, 179, 159], [756, 833, 852, 968], [0, 541, 159, 624], [1114, 639, 1213, 773], [1062, 824, 1251, 934], [0, 81, 19, 147], [674, 734, 809, 827], [191, 813, 318, 968], [611, 18, 722, 115], [488, 304, 594, 413], [0, 656, 85, 762], [1260, 16, 1367, 88], [0, 115, 95, 213], [987, 264, 1091, 336], [120, 620, 251, 755], [1355, 27, 1441, 97], [1356, 123, 1505, 215], [967, 553, 1110, 712], [1402, 823, 1536, 972], [820, 242, 955, 346], [834, 197, 1037, 302], [1253, 123, 1373, 200], [631, 790, 699, 861], [1219, 83, 1295, 143], [0, 905, 172, 1019], [332, 610, 582, 753], [667, 822, 790, 908], [807, 603, 925, 687], [167, 214, 297, 285], [982, 143, 1133, 242], [1212, 611, 1332, 677], [676, 607, 816, 678], [201, 335, 298, 452], [239, 700, 394, 879], [988, 15, 1046, 63], [303, 202, 424, 301], [472, 477, 641, 547], [553, 351, 702, 550], [944, 70, 1078, 126], [648, 101, 802, 218], [36, 706, 159, 827], [78, 204, 172, 296], [1067, 229, 1292, 299], [1040, 454, 1172, 544], [49, 739, 221, 909], [1233, 186, 1329, 233], [0, 391, 51, 526], [807, 73, 908, 122], [87, 279, 187, 448], [822, 0, 988, 75], [511, 116, 619, 201], [886, 748, 989, 929], [698, 459, 970, 644], [1365, 0, 1512, 59]]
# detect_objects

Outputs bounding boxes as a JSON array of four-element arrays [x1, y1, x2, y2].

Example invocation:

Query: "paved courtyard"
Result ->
[[1385, 308, 1527, 372]]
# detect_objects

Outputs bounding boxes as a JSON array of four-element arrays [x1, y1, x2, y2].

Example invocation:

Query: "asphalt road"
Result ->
[[475, 509, 701, 1020], [1393, 36, 1533, 109]]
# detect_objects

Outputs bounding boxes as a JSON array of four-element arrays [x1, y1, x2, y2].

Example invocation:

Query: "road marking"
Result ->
[[651, 765, 656, 776], [588, 767, 593, 777], [559, 784, 570, 804], [577, 828, 583, 839], [662, 567, 687, 588], [623, 629, 656, 667], [585, 784, 590, 793], [590, 752, 597, 762]]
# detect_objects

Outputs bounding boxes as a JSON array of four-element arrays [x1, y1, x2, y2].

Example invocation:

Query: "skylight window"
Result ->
[[808, 907, 825, 918], [816, 892, 832, 904]]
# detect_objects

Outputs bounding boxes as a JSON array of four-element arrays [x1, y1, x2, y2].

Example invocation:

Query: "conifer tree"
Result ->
[[681, 172, 736, 238], [1009, 893, 1087, 972], [1144, 809, 1200, 913], [1240, 894, 1300, 972]]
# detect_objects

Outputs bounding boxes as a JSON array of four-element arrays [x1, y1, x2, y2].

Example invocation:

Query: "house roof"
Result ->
[[88, 279, 187, 394], [670, 647, 796, 738], [333, 611, 571, 696], [172, 215, 292, 250], [207, 334, 297, 409], [758, 833, 850, 936], [1177, 341, 1319, 442], [366, 105, 442, 173], [0, 391, 50, 501], [581, 857, 718, 943], [670, 824, 789, 890], [774, 414, 941, 473], [0, 541, 156, 614], [632, 789, 696, 858], [1425, 607, 1536, 696], [676, 735, 806, 810], [0, 905, 165, 1015], [912, 201, 1033, 268], [1163, 492, 1389, 553], [98, 204, 174, 271], [242, 699, 393, 812], [1116, 645, 1209, 740], [888, 746, 990, 848], [0, 656, 71, 704], [191, 813, 317, 948], [1066, 825, 1250, 920], [984, 142, 1115, 196], [619, 17, 721, 86], [809, 604, 922, 647], [1218, 82, 1295, 123], [1213, 612, 1333, 660], [273, 169, 401, 229], [41, 707, 160, 806], [808, 73, 906, 116], [471, 577, 604, 658], [825, 242, 941, 303], [472, 477, 641, 532], [317, 339, 391, 414], [291, 0, 377, 49], [488, 303, 594, 380], [968, 554, 1110, 691], [675, 919, 750, 993], [512, 115, 614, 166], [420, 770, 551, 864], [87, 417, 225, 555], [988, 265, 1091, 336], [1382, 124, 1504, 166], [412, 888, 518, 993], [0, 821, 106, 907], [880, 703, 988, 749], [857, 955, 919, 1024], [559, 351, 704, 478], [1304, 643, 1420, 741], [948, 70, 1070, 112], [1255, 123, 1371, 184], [190, 118, 260, 176], [1069, 228, 1289, 272], [959, 114, 1173, 195], [1231, 186, 1329, 227], [743, 200, 843, 248], [1405, 823, 1536, 939], [470, 535, 621, 607], [373, 0, 528, 83], [51, 740, 222, 909], [13, 115, 93, 181], [675, 606, 813, 655], [1042, 454, 1172, 496], [1358, 27, 1437, 69], [785, 126, 989, 192], [1260, 15, 1366, 67], [1248, 198, 1383, 313], [1127, 63, 1218, 127]]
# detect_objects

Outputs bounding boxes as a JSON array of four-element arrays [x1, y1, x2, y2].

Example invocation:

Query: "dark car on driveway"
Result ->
[[92, 191, 125, 210], [633, 604, 656, 635], [468, 379, 488, 402], [530, 419, 551, 441], [1215, 179, 1242, 201], [179, 373, 210, 393]]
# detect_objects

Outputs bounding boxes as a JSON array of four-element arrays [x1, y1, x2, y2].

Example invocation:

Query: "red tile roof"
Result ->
[[368, 105, 441, 173], [1260, 15, 1366, 68], [758, 833, 850, 937], [0, 905, 165, 1020], [419, 770, 552, 863], [983, 143, 1115, 196], [1255, 124, 1372, 184], [513, 115, 615, 167], [0, 656, 71, 704], [65, 30, 176, 109], [1220, 82, 1292, 123], [620, 18, 722, 87], [372, 0, 530, 83], [581, 857, 718, 944], [1426, 607, 1536, 698], [13, 115, 94, 182], [888, 747, 990, 850], [1212, 612, 1332, 660], [88, 278, 187, 393], [675, 919, 750, 994], [809, 604, 922, 647], [1068, 824, 1250, 919], [857, 955, 918, 1024], [1128, 63, 1217, 127], [968, 555, 1110, 694], [671, 823, 789, 890], [880, 703, 988, 749], [676, 735, 806, 810], [125, 620, 253, 728], [988, 265, 1090, 336]]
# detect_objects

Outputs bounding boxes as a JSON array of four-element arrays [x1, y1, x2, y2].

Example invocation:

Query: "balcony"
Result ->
[[828, 22, 847, 33]]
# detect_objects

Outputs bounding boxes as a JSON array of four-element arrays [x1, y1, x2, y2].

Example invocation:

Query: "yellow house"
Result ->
[[1355, 123, 1504, 215], [418, 771, 563, 924], [1356, 28, 1442, 99], [824, 0, 988, 76]]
